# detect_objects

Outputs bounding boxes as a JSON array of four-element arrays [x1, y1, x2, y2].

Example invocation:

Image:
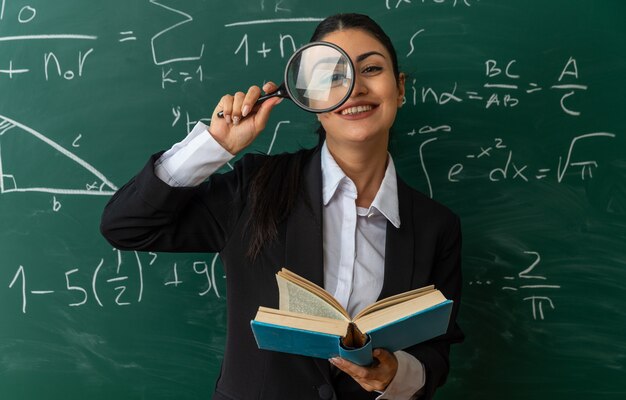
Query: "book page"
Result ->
[[353, 285, 436, 320], [254, 307, 348, 336], [277, 273, 349, 321], [355, 290, 447, 333], [279, 269, 349, 318]]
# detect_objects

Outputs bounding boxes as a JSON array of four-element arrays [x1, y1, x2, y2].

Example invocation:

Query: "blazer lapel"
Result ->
[[378, 177, 416, 300], [284, 148, 325, 287], [283, 148, 332, 385]]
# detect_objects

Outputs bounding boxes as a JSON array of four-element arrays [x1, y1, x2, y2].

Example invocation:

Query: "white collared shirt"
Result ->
[[154, 122, 425, 399], [321, 141, 400, 318]]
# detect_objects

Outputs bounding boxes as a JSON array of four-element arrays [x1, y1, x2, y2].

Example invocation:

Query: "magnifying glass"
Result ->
[[218, 41, 355, 118]]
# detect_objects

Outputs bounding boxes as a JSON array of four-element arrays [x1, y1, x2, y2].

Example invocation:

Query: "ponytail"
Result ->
[[245, 143, 319, 260]]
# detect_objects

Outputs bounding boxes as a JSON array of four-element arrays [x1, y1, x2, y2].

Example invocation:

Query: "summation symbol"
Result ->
[[150, 0, 204, 65]]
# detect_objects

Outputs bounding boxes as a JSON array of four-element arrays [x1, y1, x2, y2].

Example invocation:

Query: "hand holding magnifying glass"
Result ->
[[211, 42, 355, 154]]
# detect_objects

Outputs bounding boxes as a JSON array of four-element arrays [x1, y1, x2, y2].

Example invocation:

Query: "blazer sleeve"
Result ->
[[405, 213, 464, 400], [100, 151, 260, 253]]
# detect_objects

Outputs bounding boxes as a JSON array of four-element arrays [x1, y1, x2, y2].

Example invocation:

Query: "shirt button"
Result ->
[[368, 212, 375, 218]]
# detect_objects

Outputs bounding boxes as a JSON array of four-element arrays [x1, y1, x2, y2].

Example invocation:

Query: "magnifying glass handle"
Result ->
[[217, 85, 287, 118]]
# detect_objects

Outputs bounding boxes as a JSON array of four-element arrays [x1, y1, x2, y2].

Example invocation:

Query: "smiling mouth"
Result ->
[[339, 104, 377, 116]]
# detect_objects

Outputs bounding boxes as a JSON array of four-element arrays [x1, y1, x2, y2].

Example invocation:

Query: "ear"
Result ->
[[397, 72, 406, 108]]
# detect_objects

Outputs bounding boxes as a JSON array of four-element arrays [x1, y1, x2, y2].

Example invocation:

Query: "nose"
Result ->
[[349, 72, 368, 97]]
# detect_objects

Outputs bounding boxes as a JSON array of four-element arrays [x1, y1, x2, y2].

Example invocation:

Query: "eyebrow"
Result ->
[[356, 51, 386, 63]]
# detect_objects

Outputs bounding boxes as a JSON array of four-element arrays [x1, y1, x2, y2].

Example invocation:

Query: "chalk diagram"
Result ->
[[0, 114, 117, 195]]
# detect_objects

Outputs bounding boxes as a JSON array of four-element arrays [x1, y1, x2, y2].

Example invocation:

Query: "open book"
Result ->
[[250, 268, 453, 366]]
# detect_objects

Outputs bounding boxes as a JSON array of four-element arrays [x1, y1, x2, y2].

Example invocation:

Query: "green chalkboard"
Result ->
[[1, 1, 624, 399]]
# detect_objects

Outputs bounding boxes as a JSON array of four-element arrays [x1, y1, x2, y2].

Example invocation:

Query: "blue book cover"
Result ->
[[251, 299, 453, 366]]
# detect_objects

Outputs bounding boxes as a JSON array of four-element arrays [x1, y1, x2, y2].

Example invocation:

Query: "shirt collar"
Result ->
[[321, 141, 400, 228]]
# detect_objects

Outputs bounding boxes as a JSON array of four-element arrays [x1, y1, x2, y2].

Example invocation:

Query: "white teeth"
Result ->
[[341, 105, 373, 115]]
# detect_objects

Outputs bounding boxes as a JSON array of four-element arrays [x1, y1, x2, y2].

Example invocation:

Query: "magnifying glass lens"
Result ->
[[285, 44, 354, 112], [218, 42, 354, 118]]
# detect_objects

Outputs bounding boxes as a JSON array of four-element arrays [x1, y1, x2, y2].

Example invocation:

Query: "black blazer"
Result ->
[[101, 146, 464, 400]]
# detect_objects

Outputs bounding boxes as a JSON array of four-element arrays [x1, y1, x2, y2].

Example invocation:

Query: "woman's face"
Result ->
[[317, 29, 405, 147]]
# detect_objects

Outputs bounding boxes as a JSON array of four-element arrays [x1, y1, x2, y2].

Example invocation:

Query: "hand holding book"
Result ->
[[329, 348, 398, 393]]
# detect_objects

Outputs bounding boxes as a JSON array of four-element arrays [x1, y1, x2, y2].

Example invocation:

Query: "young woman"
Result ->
[[101, 13, 463, 400]]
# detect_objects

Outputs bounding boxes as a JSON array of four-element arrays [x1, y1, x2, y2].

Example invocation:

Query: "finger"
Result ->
[[242, 86, 262, 118], [329, 357, 370, 381], [262, 81, 279, 94], [373, 349, 398, 379], [252, 96, 282, 132], [373, 348, 395, 364], [217, 94, 234, 124], [231, 91, 246, 125], [331, 354, 395, 392], [330, 358, 379, 392], [372, 349, 398, 390]]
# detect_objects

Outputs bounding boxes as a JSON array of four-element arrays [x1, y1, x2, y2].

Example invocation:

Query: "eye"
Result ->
[[362, 65, 383, 74], [330, 73, 347, 87], [317, 72, 348, 88]]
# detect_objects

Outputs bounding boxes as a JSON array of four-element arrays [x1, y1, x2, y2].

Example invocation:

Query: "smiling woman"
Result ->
[[316, 29, 405, 183], [100, 13, 464, 400]]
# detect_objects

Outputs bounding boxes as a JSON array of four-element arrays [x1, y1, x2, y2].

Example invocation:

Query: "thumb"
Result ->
[[253, 96, 283, 130]]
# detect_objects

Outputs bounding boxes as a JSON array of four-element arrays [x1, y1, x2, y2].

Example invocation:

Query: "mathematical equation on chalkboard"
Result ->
[[403, 57, 588, 116], [7, 249, 225, 314], [407, 130, 616, 199], [469, 250, 561, 320], [0, 0, 587, 119]]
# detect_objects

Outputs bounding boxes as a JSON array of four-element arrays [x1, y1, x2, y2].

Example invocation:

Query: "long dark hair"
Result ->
[[246, 13, 401, 260]]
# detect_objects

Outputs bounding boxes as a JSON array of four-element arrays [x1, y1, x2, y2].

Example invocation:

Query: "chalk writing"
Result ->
[[0, 48, 95, 80], [234, 33, 298, 66], [147, 0, 206, 88], [0, 60, 28, 78], [150, 0, 203, 66], [267, 120, 290, 155], [17, 4, 34, 23], [44, 48, 93, 81], [224, 18, 324, 28], [442, 132, 616, 184], [404, 58, 588, 116], [502, 251, 561, 320], [385, 0, 477, 9], [72, 134, 82, 148], [8, 251, 225, 313], [225, 18, 322, 66], [52, 195, 61, 212], [259, 0, 292, 13], [469, 250, 561, 321], [406, 29, 425, 57], [161, 65, 203, 88], [171, 106, 211, 133], [118, 31, 136, 42], [0, 0, 37, 24], [0, 1, 97, 80], [406, 125, 452, 136]]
